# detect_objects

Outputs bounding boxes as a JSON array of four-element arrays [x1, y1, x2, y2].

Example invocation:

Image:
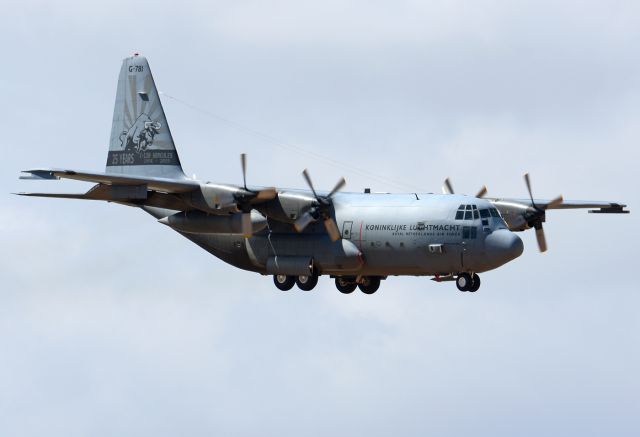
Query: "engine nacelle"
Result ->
[[492, 200, 541, 232], [255, 190, 316, 223], [159, 210, 267, 234]]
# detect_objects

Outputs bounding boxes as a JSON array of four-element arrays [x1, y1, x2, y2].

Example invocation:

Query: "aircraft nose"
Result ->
[[485, 229, 524, 266]]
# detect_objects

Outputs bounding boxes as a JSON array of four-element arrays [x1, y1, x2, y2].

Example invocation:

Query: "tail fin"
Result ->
[[106, 54, 186, 179]]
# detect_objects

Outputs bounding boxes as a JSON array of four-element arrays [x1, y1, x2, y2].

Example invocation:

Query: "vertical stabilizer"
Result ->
[[106, 55, 186, 179]]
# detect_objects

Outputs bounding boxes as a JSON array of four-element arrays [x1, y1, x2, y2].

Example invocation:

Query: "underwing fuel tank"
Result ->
[[158, 210, 267, 234]]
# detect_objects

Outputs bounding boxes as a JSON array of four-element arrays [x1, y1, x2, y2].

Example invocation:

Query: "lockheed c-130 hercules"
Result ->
[[18, 55, 629, 294]]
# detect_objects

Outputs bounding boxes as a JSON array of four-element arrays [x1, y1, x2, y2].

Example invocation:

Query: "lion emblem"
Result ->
[[120, 113, 162, 153]]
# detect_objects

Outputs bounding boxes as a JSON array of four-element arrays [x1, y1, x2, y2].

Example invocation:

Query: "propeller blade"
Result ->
[[442, 178, 454, 195], [254, 187, 278, 201], [241, 212, 252, 237], [535, 225, 547, 252], [294, 212, 316, 233], [324, 218, 341, 241], [241, 153, 247, 190], [327, 177, 346, 198], [475, 185, 488, 198], [547, 195, 564, 209], [524, 173, 535, 207], [302, 169, 318, 199]]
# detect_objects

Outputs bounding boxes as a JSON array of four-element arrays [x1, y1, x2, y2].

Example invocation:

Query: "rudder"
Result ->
[[106, 54, 186, 179]]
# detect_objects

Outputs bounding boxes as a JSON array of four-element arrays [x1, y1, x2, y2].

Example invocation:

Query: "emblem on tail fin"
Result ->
[[106, 55, 183, 173], [120, 113, 162, 153]]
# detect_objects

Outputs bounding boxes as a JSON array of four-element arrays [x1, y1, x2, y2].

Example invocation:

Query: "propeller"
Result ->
[[241, 152, 248, 190], [523, 173, 563, 252], [294, 169, 346, 241], [235, 153, 277, 237], [442, 178, 454, 195], [442, 177, 488, 198], [475, 185, 488, 198]]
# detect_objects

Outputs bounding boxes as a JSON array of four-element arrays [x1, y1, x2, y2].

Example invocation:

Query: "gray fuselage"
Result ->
[[176, 193, 524, 277]]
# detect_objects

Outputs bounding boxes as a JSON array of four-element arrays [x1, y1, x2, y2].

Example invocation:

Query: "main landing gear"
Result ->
[[273, 274, 319, 291], [456, 272, 481, 292], [334, 276, 381, 294], [273, 274, 383, 294], [335, 277, 358, 294]]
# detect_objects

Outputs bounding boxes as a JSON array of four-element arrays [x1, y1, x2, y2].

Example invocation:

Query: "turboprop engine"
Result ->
[[158, 210, 267, 235]]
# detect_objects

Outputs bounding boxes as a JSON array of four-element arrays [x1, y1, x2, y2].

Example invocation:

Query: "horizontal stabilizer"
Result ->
[[15, 192, 95, 199], [14, 184, 142, 201], [20, 168, 199, 193], [19, 170, 60, 180]]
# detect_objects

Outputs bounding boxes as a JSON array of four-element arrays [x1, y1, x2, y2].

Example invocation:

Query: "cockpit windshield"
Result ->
[[455, 204, 507, 228]]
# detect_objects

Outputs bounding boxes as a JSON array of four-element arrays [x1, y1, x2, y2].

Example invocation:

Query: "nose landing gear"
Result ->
[[456, 272, 480, 292]]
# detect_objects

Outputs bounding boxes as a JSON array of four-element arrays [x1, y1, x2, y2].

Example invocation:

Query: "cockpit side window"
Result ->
[[479, 208, 490, 218], [489, 208, 501, 218]]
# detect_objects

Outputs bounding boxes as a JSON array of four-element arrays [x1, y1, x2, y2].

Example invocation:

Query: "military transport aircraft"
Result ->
[[18, 55, 629, 294]]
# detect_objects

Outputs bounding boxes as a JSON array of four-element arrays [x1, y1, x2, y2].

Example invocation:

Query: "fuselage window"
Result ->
[[462, 226, 478, 239]]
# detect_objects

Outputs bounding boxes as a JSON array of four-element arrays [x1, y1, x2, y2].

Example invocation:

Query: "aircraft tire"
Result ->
[[456, 273, 472, 292], [274, 274, 295, 291], [359, 276, 380, 294], [469, 274, 481, 292], [296, 274, 318, 291], [335, 277, 357, 294]]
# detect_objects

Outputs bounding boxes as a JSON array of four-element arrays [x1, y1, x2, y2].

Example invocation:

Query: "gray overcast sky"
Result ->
[[1, 1, 639, 436]]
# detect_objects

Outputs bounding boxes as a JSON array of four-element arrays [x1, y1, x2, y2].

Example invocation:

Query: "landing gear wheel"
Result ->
[[335, 277, 357, 294], [296, 274, 319, 291], [358, 276, 381, 294], [273, 274, 295, 291], [469, 274, 481, 292], [456, 273, 472, 292]]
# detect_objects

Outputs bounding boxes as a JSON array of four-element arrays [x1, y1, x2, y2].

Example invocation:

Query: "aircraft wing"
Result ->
[[490, 198, 629, 213], [20, 168, 200, 193]]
